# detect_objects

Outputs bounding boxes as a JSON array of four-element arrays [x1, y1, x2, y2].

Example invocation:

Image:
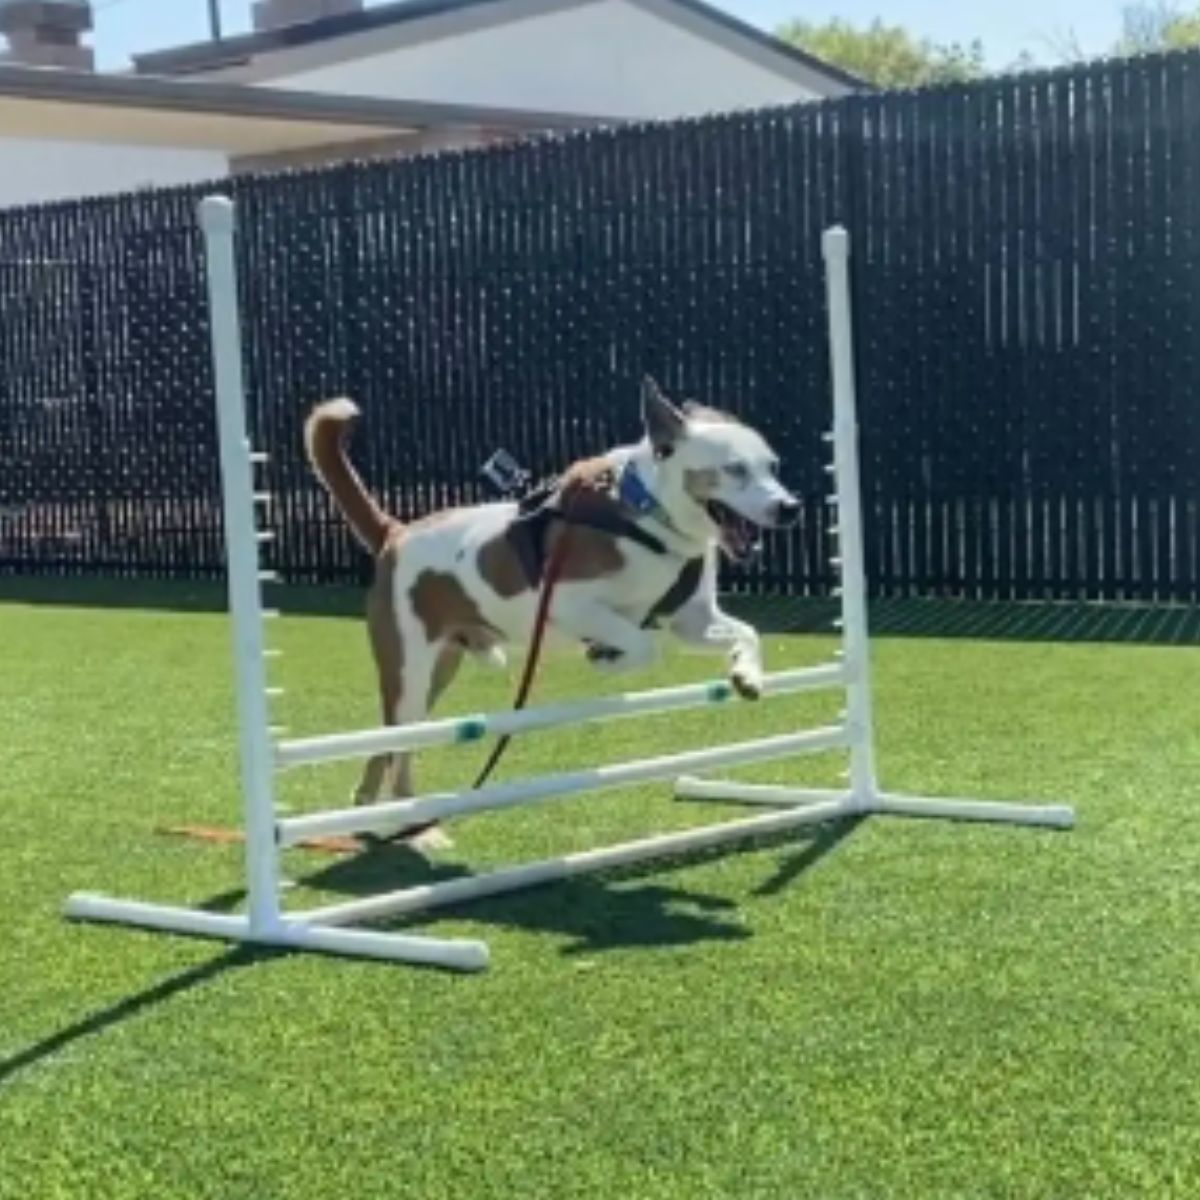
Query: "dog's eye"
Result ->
[[723, 462, 750, 483]]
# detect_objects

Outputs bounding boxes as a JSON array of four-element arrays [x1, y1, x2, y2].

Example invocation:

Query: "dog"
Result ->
[[304, 377, 800, 825]]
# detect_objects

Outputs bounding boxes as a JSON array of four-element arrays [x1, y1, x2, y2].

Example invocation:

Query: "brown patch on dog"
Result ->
[[684, 467, 720, 503], [410, 570, 502, 644], [477, 533, 528, 599], [549, 495, 627, 581]]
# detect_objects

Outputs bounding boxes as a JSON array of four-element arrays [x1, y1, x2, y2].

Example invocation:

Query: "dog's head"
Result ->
[[640, 377, 800, 561]]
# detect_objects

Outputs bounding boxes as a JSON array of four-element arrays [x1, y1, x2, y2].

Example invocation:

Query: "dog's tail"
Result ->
[[304, 398, 395, 556]]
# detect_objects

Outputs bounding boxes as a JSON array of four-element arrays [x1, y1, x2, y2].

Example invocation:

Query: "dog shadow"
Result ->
[[296, 815, 863, 957]]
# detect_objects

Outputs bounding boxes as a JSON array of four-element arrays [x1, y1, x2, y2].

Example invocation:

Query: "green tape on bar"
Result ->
[[457, 718, 488, 743]]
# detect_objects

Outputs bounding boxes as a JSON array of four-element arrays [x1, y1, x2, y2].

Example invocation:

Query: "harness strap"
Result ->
[[507, 491, 668, 589], [643, 556, 706, 628], [548, 505, 668, 556]]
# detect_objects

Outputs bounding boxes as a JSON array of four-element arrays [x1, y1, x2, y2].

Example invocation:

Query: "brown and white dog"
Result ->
[[304, 377, 799, 819]]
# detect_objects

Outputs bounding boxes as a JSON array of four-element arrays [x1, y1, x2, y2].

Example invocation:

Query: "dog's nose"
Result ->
[[774, 498, 801, 527]]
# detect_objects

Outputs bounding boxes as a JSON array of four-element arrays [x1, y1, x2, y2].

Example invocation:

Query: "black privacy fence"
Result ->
[[2, 51, 1199, 601]]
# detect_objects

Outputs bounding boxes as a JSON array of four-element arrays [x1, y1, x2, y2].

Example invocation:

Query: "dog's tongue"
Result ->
[[726, 513, 760, 559]]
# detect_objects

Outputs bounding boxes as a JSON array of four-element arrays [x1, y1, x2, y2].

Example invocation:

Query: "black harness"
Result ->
[[504, 476, 704, 626]]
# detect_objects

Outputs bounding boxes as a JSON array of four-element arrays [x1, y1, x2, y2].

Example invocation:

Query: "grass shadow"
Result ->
[[0, 941, 276, 1088], [753, 816, 865, 897], [297, 816, 862, 956]]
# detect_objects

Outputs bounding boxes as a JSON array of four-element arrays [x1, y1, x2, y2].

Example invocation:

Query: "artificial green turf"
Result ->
[[1, 581, 1198, 1199]]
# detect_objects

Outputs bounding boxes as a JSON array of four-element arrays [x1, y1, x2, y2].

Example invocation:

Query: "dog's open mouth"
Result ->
[[706, 500, 764, 562]]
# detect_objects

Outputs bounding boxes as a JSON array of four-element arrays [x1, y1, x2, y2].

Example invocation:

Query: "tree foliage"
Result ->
[[1116, 2, 1200, 52], [776, 18, 986, 89]]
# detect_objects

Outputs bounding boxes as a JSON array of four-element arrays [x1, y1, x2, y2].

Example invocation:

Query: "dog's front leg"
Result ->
[[552, 594, 658, 673], [671, 603, 764, 699], [670, 597, 764, 700]]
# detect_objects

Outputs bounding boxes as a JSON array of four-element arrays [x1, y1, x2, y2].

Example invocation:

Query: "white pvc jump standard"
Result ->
[[63, 198, 1075, 975], [675, 228, 1076, 833], [64, 197, 489, 972]]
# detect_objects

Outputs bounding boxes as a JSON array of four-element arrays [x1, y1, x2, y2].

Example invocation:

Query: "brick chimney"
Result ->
[[0, 0, 93, 70], [252, 0, 363, 32]]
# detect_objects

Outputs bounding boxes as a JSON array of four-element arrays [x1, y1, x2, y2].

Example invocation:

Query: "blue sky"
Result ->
[[92, 0, 1124, 71]]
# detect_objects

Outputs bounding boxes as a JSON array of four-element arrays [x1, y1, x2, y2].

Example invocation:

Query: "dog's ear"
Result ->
[[641, 376, 687, 458]]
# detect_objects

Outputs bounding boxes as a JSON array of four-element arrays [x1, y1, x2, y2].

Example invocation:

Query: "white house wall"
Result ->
[[268, 0, 821, 118], [0, 137, 226, 210], [0, 0, 823, 209]]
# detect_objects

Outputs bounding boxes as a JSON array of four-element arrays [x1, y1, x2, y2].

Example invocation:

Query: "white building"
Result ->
[[0, 0, 860, 209]]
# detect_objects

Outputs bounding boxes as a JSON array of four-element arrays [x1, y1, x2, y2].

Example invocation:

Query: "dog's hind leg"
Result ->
[[378, 638, 461, 850], [354, 560, 417, 806], [353, 634, 441, 805], [351, 633, 458, 849], [353, 672, 405, 806], [384, 640, 464, 801]]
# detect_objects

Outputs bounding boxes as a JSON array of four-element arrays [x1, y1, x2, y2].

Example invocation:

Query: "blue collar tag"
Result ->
[[619, 462, 658, 515]]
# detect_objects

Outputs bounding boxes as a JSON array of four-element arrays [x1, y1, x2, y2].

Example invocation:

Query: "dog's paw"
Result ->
[[475, 645, 508, 670], [408, 824, 455, 854], [730, 665, 764, 701], [370, 821, 455, 854]]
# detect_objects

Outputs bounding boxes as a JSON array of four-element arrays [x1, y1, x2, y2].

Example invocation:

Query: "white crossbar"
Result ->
[[292, 795, 857, 929], [275, 662, 847, 769], [277, 725, 851, 845]]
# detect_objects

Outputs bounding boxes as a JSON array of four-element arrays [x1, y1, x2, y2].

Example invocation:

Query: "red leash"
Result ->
[[471, 506, 575, 790]]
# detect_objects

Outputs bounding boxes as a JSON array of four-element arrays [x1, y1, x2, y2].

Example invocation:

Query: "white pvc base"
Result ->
[[871, 792, 1076, 828], [292, 798, 856, 930], [64, 893, 490, 972], [674, 778, 1077, 830]]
